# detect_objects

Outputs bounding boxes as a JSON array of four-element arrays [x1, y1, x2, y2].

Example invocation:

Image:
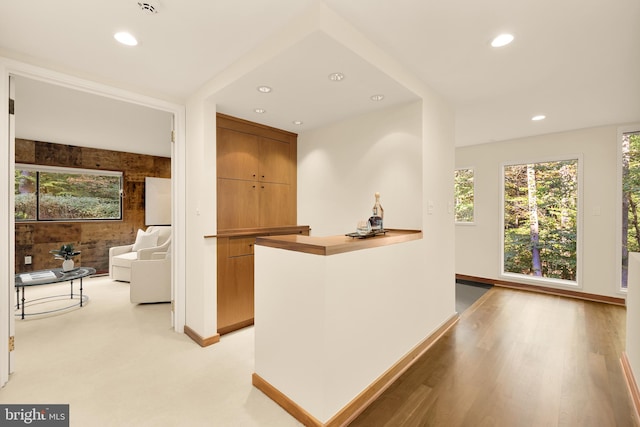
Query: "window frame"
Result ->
[[500, 154, 583, 289], [454, 167, 475, 225], [15, 163, 124, 222], [617, 124, 640, 294]]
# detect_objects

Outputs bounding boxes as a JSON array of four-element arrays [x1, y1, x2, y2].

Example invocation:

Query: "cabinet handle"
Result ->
[[262, 175, 265, 179], [252, 185, 256, 188], [252, 174, 256, 178], [261, 185, 265, 189]]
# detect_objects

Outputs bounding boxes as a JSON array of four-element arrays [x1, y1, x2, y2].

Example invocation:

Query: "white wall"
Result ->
[[455, 125, 621, 298], [298, 101, 422, 235], [255, 238, 433, 422], [15, 76, 174, 158], [183, 96, 218, 338], [297, 92, 456, 333]]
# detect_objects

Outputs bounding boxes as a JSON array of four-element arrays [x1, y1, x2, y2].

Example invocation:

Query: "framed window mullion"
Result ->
[[35, 171, 40, 221]]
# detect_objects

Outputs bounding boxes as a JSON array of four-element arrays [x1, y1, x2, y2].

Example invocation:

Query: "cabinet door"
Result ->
[[259, 183, 293, 227], [217, 239, 254, 333], [217, 178, 259, 229], [259, 137, 290, 184], [228, 236, 255, 257], [217, 128, 259, 181]]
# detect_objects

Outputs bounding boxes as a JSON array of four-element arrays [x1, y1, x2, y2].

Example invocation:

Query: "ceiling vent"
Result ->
[[137, 1, 159, 14]]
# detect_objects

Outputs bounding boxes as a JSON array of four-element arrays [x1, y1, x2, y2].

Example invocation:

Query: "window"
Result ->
[[621, 131, 640, 289], [15, 164, 123, 221], [502, 158, 579, 283], [454, 168, 474, 223]]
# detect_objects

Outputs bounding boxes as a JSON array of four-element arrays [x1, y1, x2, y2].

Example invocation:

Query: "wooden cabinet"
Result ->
[[216, 114, 305, 335], [216, 118, 296, 231], [217, 236, 255, 335], [217, 129, 291, 184], [217, 180, 293, 229], [216, 128, 259, 181], [259, 182, 292, 226], [259, 137, 291, 184], [217, 179, 260, 229]]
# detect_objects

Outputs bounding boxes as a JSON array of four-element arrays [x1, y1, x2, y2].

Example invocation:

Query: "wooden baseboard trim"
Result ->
[[252, 373, 324, 427], [621, 352, 640, 422], [218, 318, 254, 335], [252, 313, 459, 427], [326, 314, 459, 427], [183, 325, 220, 347], [456, 274, 626, 306]]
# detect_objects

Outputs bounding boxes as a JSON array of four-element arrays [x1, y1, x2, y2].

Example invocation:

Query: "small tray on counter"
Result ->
[[345, 229, 387, 239]]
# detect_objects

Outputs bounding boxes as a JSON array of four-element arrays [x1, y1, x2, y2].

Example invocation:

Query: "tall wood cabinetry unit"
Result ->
[[216, 114, 309, 335]]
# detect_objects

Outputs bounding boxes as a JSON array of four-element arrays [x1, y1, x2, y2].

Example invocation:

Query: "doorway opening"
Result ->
[[3, 68, 184, 387]]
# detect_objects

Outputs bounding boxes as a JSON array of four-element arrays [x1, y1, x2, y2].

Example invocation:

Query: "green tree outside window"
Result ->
[[454, 168, 474, 223]]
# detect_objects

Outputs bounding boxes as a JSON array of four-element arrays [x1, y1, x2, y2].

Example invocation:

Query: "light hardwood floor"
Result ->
[[350, 287, 638, 427]]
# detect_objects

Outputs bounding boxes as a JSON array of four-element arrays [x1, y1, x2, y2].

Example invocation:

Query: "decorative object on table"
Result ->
[[345, 229, 387, 239], [368, 192, 384, 231], [50, 244, 80, 272], [356, 219, 371, 236], [346, 192, 387, 238]]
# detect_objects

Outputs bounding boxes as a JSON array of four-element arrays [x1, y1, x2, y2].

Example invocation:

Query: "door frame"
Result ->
[[0, 57, 187, 387]]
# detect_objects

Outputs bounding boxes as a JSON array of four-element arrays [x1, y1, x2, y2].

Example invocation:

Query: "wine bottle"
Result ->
[[368, 192, 384, 231]]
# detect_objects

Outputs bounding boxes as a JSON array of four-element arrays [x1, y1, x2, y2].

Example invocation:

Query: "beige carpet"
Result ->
[[1, 275, 301, 427]]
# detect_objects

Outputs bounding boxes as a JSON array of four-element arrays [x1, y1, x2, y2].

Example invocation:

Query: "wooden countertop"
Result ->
[[204, 225, 310, 238], [255, 229, 422, 256]]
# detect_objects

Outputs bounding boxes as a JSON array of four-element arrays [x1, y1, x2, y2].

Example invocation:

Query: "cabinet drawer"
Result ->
[[228, 237, 255, 257]]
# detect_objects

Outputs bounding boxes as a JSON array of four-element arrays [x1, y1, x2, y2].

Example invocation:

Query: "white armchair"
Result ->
[[109, 226, 171, 282], [130, 251, 171, 304]]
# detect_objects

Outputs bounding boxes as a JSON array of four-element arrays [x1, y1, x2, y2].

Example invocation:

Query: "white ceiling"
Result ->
[[1, 0, 638, 157], [14, 76, 173, 156], [213, 31, 419, 133]]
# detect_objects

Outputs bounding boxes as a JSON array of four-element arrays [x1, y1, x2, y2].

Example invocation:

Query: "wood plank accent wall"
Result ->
[[15, 139, 171, 274]]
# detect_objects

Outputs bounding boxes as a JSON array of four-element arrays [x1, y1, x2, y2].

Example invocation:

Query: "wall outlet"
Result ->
[[24, 256, 32, 265]]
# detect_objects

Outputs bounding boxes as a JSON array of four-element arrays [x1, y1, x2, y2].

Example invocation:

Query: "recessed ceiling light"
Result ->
[[292, 120, 304, 125], [257, 86, 272, 93], [370, 94, 385, 101], [114, 31, 138, 46], [254, 108, 266, 114], [328, 72, 345, 82], [531, 115, 546, 121], [491, 33, 514, 48]]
